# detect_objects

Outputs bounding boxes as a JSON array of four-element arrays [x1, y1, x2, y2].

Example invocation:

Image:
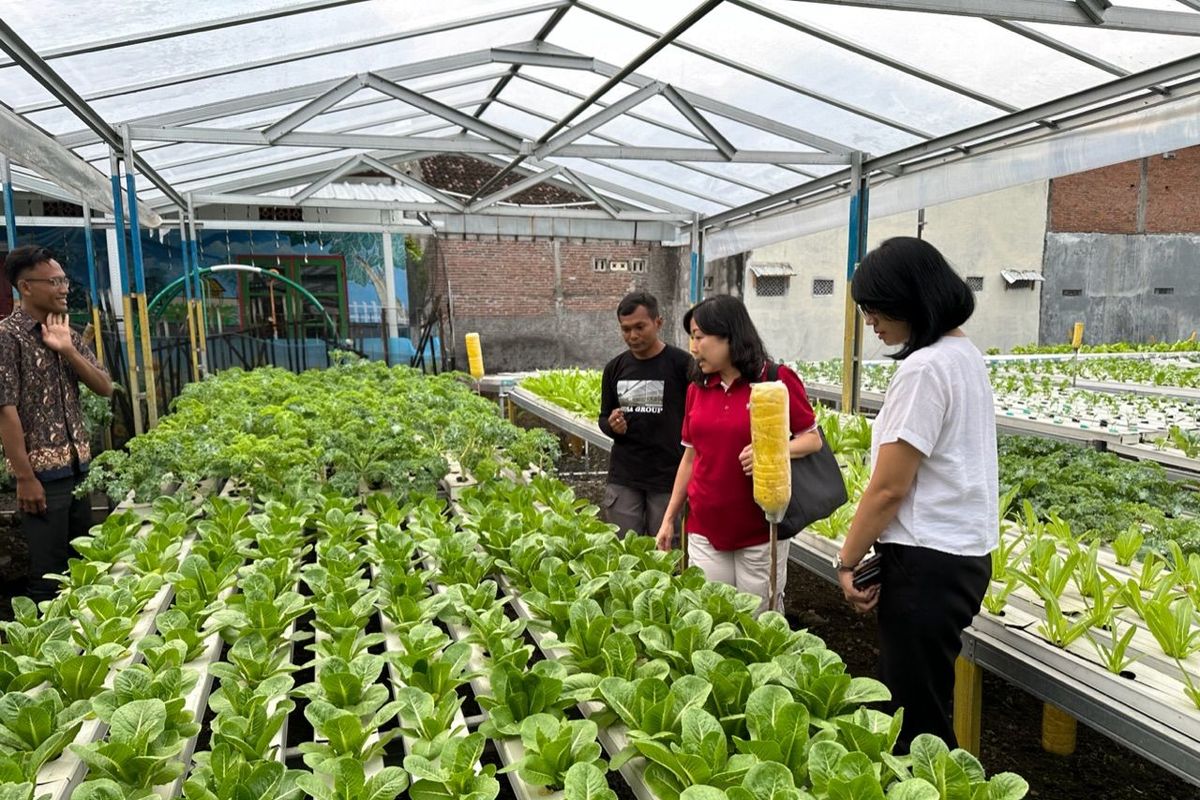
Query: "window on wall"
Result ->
[[258, 206, 303, 222], [1154, 287, 1175, 295], [703, 274, 714, 292], [755, 275, 790, 297], [966, 276, 984, 292], [1062, 289, 1083, 297], [812, 278, 834, 297]]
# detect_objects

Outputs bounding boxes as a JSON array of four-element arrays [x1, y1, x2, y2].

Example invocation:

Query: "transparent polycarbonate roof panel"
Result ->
[[597, 159, 766, 206], [633, 46, 920, 154], [516, 65, 611, 97], [492, 78, 589, 121], [11, 1, 554, 100], [680, 4, 1005, 133], [13, 11, 552, 127], [544, 10, 656, 69], [761, 2, 1123, 109], [582, 98, 722, 150], [477, 104, 557, 142], [1017, 23, 1200, 75], [677, 162, 824, 194], [1, 0, 307, 53], [548, 157, 723, 213]]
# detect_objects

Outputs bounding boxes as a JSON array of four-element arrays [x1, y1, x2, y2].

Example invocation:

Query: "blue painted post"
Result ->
[[122, 145, 159, 426], [81, 201, 105, 364], [1, 156, 15, 252], [110, 152, 142, 434], [840, 153, 869, 412]]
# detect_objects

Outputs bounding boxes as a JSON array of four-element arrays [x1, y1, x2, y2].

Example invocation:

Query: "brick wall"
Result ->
[[1049, 145, 1200, 234], [1146, 147, 1200, 233], [423, 237, 686, 371]]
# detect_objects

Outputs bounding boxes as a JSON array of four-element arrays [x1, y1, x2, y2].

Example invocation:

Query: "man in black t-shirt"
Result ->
[[598, 292, 693, 538]]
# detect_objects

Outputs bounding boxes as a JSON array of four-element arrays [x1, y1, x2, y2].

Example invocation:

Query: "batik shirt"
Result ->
[[0, 308, 104, 481]]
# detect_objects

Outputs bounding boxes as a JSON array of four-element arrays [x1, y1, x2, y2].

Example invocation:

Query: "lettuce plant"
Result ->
[[499, 714, 606, 790]]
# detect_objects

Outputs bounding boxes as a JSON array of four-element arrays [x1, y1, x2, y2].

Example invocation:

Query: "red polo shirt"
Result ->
[[681, 363, 816, 551]]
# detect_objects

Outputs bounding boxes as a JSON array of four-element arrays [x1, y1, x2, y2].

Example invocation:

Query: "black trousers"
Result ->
[[17, 474, 89, 601], [876, 541, 991, 753]]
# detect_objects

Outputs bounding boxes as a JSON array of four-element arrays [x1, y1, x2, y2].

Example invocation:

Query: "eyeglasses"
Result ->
[[21, 277, 71, 288]]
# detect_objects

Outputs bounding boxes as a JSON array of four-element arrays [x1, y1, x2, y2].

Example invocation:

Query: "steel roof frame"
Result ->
[[0, 0, 1196, 232]]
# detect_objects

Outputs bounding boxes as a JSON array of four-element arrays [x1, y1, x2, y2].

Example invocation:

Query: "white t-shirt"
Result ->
[[870, 335, 998, 557]]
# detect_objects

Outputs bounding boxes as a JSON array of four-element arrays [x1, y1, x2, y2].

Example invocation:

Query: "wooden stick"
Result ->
[[769, 520, 779, 612]]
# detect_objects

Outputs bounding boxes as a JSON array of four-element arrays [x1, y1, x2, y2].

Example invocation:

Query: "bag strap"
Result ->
[[757, 361, 781, 383]]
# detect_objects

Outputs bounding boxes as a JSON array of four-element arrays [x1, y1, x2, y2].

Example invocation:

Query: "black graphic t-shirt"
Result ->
[[598, 344, 693, 492]]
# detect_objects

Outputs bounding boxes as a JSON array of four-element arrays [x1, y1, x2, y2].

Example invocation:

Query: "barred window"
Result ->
[[812, 278, 834, 297], [42, 200, 83, 217], [966, 276, 984, 292], [756, 275, 790, 297], [1062, 289, 1082, 297]]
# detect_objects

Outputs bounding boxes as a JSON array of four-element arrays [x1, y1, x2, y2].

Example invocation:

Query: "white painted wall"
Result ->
[[742, 181, 1049, 362]]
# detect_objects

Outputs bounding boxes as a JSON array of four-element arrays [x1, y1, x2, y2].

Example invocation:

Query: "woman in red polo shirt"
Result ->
[[655, 295, 822, 614]]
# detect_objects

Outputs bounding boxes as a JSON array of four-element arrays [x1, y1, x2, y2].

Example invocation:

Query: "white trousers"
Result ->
[[687, 532, 789, 616]]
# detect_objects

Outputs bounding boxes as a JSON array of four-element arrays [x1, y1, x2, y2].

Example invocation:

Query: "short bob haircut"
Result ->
[[851, 237, 974, 360], [682, 294, 769, 385]]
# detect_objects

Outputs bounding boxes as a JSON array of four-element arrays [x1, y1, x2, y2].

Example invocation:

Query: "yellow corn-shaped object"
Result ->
[[749, 381, 791, 521], [465, 332, 485, 380]]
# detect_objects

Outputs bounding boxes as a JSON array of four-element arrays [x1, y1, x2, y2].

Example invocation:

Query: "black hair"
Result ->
[[617, 291, 659, 320], [850, 237, 975, 360], [681, 294, 769, 385], [5, 245, 56, 288]]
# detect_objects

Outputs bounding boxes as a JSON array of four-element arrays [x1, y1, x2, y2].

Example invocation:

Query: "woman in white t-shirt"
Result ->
[[835, 236, 997, 754]]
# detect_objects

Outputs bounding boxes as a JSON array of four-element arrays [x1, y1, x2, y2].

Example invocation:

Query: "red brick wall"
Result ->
[[1146, 147, 1200, 233], [1049, 145, 1200, 234], [431, 238, 674, 317], [1049, 160, 1140, 233]]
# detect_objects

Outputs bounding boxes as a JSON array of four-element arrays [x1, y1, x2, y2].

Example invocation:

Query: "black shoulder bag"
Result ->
[[761, 363, 849, 539]]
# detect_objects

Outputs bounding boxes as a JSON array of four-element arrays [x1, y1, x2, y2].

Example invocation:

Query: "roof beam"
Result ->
[[489, 42, 594, 71], [577, 2, 931, 140], [989, 20, 1129, 76], [492, 94, 786, 194], [561, 168, 620, 218], [1075, 0, 1113, 25], [731, 0, 1020, 112], [362, 74, 525, 152], [512, 72, 821, 180], [358, 154, 468, 212], [0, 0, 370, 66], [263, 73, 368, 142], [53, 47, 501, 147], [125, 124, 846, 163], [467, 0, 725, 205], [791, 0, 1200, 36], [661, 85, 737, 160], [0, 17, 184, 211], [290, 154, 368, 203], [13, 2, 572, 115], [535, 82, 665, 158], [1177, 0, 1200, 11], [467, 165, 564, 212], [471, 2, 579, 121]]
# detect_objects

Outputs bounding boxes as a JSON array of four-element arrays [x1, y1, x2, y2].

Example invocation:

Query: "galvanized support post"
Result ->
[[80, 201, 104, 364], [110, 151, 143, 436], [186, 193, 209, 375], [1, 154, 16, 252], [123, 131, 158, 427], [382, 229, 399, 340], [179, 215, 200, 382], [840, 152, 868, 413]]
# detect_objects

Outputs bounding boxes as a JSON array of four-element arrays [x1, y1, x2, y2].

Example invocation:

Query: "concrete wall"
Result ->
[[1040, 233, 1200, 345], [428, 237, 687, 372], [743, 182, 1049, 362]]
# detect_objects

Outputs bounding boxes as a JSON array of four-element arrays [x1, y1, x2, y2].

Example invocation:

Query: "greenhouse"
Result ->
[[1, 2, 1200, 799]]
